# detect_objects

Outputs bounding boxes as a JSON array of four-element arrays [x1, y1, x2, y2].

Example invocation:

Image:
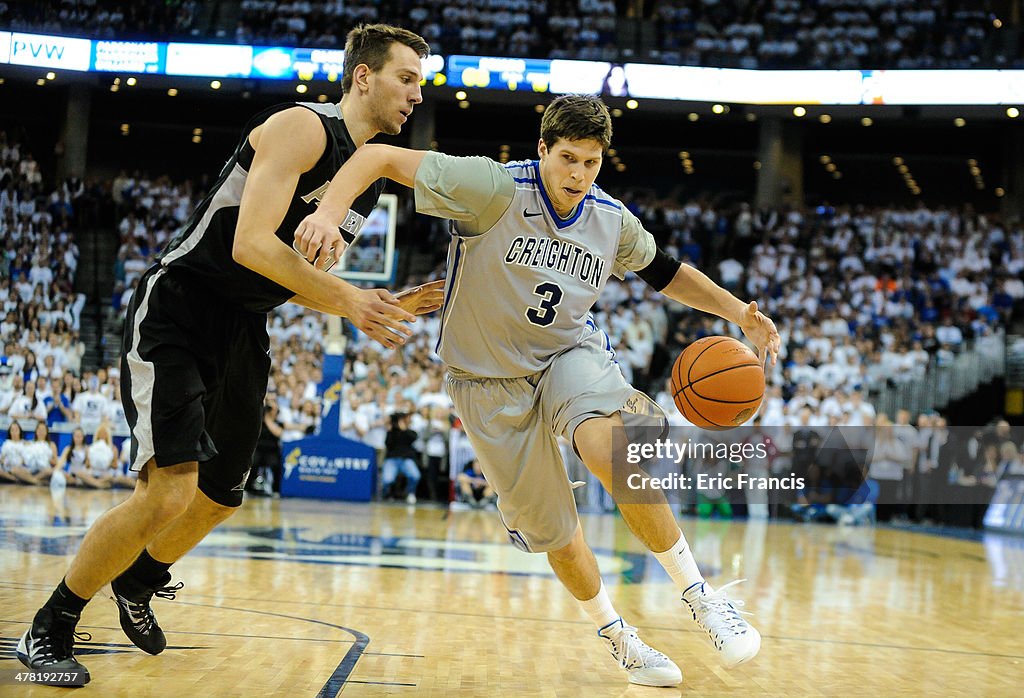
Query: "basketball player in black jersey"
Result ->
[[18, 24, 439, 686]]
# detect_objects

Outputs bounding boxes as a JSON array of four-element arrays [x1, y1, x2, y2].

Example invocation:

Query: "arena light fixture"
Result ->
[[192, 135, 202, 144], [626, 99, 639, 110], [534, 104, 545, 113], [745, 112, 757, 122], [210, 80, 221, 90], [995, 187, 1006, 197], [455, 90, 467, 100], [893, 156, 904, 165], [712, 104, 725, 114], [861, 117, 873, 126], [1007, 107, 1020, 118], [126, 77, 137, 86], [819, 155, 831, 164], [192, 128, 203, 136], [753, 161, 761, 170], [954, 117, 966, 127], [317, 94, 328, 103], [793, 106, 806, 117], [167, 88, 178, 96], [688, 112, 699, 122], [46, 72, 56, 80], [615, 163, 626, 172], [295, 84, 308, 93], [819, 114, 832, 123], [36, 78, 46, 86], [458, 100, 470, 109], [611, 108, 623, 117]]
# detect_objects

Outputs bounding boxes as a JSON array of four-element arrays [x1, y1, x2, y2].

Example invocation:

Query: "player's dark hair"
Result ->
[[540, 95, 613, 152], [342, 24, 430, 94]]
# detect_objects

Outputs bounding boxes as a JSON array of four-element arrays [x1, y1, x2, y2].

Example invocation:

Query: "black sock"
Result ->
[[44, 579, 89, 619], [119, 549, 173, 588]]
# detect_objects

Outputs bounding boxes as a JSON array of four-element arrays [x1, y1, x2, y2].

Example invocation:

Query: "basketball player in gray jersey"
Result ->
[[295, 95, 781, 688]]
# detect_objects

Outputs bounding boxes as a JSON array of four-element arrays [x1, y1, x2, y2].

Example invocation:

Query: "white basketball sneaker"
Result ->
[[682, 580, 761, 668], [598, 618, 682, 687]]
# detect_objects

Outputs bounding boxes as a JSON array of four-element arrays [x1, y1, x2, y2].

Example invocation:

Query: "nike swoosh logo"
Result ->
[[523, 209, 543, 218]]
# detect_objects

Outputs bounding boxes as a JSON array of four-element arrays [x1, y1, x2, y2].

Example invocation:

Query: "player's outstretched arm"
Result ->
[[660, 263, 780, 365], [293, 144, 428, 263], [232, 109, 414, 348]]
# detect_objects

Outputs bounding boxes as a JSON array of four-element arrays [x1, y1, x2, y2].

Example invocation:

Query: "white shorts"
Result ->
[[446, 330, 665, 553]]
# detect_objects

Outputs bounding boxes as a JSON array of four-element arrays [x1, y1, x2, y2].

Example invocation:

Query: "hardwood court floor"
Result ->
[[1, 485, 1022, 696]]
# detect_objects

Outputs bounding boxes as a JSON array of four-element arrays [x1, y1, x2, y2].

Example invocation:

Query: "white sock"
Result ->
[[579, 582, 621, 630], [653, 530, 705, 593]]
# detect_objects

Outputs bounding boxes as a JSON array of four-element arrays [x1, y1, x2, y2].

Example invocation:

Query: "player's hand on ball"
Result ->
[[348, 288, 416, 349], [394, 279, 445, 315], [739, 301, 780, 366], [293, 212, 347, 272]]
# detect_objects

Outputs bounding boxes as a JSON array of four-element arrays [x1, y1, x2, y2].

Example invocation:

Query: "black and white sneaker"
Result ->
[[16, 607, 91, 686], [110, 573, 183, 655]]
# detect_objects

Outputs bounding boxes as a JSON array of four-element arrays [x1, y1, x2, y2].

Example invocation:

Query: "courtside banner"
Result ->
[[0, 32, 10, 64], [280, 434, 376, 501]]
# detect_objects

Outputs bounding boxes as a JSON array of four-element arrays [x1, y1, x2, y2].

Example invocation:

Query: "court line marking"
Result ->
[[363, 652, 424, 658], [346, 680, 417, 687], [175, 601, 368, 698]]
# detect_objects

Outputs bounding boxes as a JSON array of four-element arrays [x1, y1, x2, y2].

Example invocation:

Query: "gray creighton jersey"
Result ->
[[415, 152, 656, 378]]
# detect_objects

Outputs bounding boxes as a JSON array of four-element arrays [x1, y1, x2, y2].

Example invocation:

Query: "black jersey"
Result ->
[[157, 102, 385, 313]]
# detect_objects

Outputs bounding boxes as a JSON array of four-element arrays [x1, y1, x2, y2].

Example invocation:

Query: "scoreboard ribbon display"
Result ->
[[2, 29, 1024, 104]]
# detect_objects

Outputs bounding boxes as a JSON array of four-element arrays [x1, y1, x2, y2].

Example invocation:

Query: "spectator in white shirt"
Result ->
[[7, 379, 48, 422], [71, 378, 110, 434]]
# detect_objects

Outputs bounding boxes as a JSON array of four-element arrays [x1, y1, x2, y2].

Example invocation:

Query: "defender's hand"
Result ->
[[347, 288, 416, 349]]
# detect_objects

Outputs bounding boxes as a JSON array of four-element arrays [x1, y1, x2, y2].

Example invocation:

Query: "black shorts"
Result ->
[[120, 266, 272, 507]]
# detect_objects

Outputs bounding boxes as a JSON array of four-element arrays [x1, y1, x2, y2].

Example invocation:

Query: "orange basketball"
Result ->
[[671, 336, 764, 429]]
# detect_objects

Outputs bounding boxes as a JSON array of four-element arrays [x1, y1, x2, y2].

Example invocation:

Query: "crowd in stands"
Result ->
[[1, 0, 1013, 68], [0, 0, 202, 41], [0, 130, 139, 488], [650, 0, 1004, 69], [4, 136, 1024, 527]]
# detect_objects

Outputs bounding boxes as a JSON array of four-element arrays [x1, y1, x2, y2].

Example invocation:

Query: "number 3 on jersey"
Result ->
[[526, 282, 563, 327]]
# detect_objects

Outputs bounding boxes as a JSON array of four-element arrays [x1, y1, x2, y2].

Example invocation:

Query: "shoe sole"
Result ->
[[628, 673, 683, 687]]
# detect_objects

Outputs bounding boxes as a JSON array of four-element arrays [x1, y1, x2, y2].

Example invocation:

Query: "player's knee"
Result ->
[[136, 462, 198, 524], [142, 485, 194, 525], [541, 525, 583, 559]]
